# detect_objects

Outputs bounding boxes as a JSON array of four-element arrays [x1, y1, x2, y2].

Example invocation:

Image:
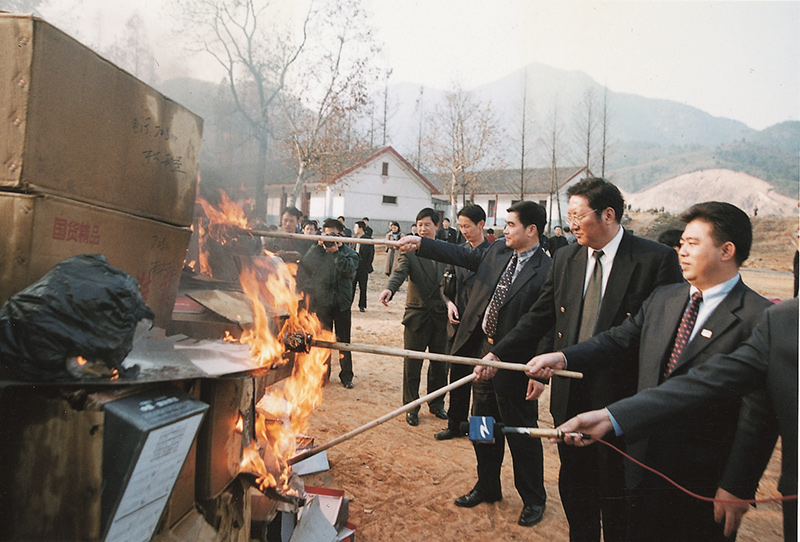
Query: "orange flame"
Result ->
[[196, 190, 330, 495], [236, 256, 332, 495]]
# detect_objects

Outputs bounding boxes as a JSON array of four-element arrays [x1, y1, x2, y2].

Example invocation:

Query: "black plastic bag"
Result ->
[[0, 254, 154, 382]]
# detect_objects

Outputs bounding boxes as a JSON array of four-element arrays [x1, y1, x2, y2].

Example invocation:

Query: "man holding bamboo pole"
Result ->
[[397, 200, 552, 528]]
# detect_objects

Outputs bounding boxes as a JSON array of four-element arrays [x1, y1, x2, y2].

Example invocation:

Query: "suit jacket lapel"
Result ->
[[596, 231, 634, 330], [640, 285, 689, 389], [504, 248, 543, 304]]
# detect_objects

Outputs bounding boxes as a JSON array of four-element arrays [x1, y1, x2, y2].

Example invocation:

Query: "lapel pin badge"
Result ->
[[700, 329, 712, 338]]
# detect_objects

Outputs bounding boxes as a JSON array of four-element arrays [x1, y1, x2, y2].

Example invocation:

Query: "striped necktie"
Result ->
[[663, 291, 703, 378]]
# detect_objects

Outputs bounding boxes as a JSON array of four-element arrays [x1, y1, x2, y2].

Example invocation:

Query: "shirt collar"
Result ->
[[588, 225, 624, 261], [516, 244, 540, 266], [689, 273, 741, 301]]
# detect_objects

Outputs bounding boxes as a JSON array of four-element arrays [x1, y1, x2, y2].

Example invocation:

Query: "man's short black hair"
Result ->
[[301, 219, 316, 230], [322, 217, 344, 233], [507, 200, 546, 234], [416, 207, 440, 226], [355, 220, 366, 230], [657, 229, 683, 249], [680, 202, 751, 265], [457, 204, 487, 225], [337, 215, 346, 221], [281, 206, 303, 220], [567, 177, 625, 224]]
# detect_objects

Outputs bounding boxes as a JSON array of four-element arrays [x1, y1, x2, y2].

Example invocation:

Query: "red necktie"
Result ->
[[664, 291, 703, 378]]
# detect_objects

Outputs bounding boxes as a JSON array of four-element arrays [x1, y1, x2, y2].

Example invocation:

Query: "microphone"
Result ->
[[462, 417, 590, 443]]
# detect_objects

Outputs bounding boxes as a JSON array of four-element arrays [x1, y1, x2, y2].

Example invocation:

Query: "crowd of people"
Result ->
[[265, 176, 796, 541]]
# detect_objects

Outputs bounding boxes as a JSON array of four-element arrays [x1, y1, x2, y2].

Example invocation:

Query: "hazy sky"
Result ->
[[38, 0, 800, 130]]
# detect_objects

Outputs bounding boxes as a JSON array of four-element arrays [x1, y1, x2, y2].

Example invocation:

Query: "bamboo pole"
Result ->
[[288, 373, 477, 465], [246, 229, 401, 247], [307, 339, 583, 380]]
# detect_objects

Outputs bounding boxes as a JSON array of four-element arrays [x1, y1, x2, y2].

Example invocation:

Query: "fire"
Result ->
[[236, 255, 332, 495], [197, 190, 331, 495]]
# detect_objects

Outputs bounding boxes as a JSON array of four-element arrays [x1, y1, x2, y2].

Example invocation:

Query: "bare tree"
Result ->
[[105, 13, 157, 83], [573, 87, 598, 173], [176, 0, 311, 218], [424, 82, 505, 220], [514, 70, 535, 201], [412, 85, 425, 169], [543, 102, 565, 232], [278, 0, 381, 206], [600, 86, 611, 178]]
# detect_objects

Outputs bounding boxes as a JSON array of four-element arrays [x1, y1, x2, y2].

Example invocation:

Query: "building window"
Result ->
[[381, 162, 389, 176], [487, 200, 496, 218], [382, 195, 397, 205]]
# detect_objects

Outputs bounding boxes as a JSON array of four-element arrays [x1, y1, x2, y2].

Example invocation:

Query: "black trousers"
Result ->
[[557, 436, 627, 542], [353, 268, 370, 310], [627, 476, 734, 542], [471, 378, 546, 506], [316, 306, 353, 383], [402, 316, 448, 413]]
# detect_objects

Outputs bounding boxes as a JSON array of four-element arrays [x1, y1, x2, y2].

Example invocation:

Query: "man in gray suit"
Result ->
[[379, 208, 449, 426], [556, 297, 797, 542], [487, 177, 682, 541], [526, 202, 773, 541]]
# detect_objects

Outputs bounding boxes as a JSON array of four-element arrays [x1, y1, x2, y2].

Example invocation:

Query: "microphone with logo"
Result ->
[[463, 416, 590, 443]]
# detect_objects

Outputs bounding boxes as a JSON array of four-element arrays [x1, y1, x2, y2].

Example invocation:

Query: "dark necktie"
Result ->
[[485, 253, 518, 338], [577, 250, 604, 343], [663, 291, 703, 378]]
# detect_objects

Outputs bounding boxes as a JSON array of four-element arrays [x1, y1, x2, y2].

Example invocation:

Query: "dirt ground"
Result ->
[[301, 236, 795, 541]]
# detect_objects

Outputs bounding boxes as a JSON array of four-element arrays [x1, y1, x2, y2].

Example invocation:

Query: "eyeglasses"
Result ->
[[566, 209, 597, 225]]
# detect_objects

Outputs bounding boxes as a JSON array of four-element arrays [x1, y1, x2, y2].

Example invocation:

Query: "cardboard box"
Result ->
[[0, 14, 203, 227], [0, 192, 191, 327], [0, 385, 207, 542]]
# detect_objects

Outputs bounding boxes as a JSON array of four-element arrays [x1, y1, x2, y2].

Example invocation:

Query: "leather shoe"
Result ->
[[454, 489, 502, 508], [518, 503, 545, 527], [434, 428, 466, 441], [406, 412, 419, 426], [430, 408, 449, 420]]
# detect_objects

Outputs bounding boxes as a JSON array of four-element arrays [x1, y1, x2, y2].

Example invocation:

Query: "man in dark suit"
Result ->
[[436, 217, 463, 244], [557, 297, 797, 542], [488, 177, 682, 541], [527, 201, 773, 541], [435, 204, 491, 441], [352, 220, 374, 312], [549, 225, 569, 254], [265, 206, 314, 265], [379, 208, 449, 426], [398, 200, 553, 528]]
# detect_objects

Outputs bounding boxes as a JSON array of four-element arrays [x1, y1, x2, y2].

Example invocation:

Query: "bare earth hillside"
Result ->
[[624, 169, 799, 216]]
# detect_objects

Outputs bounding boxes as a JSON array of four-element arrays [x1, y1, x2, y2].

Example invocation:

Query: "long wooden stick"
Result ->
[[288, 373, 478, 465], [309, 339, 583, 379], [247, 229, 401, 247]]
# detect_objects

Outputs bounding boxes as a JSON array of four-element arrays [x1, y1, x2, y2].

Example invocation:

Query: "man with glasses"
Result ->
[[485, 177, 682, 542]]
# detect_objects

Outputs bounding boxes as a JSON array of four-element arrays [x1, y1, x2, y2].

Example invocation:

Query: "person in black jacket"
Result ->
[[526, 202, 773, 541], [352, 220, 374, 312], [487, 178, 682, 542], [397, 201, 552, 528], [435, 204, 490, 441], [556, 298, 797, 542]]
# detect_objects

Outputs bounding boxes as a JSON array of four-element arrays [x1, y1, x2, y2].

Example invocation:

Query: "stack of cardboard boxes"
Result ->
[[0, 13, 203, 327]]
